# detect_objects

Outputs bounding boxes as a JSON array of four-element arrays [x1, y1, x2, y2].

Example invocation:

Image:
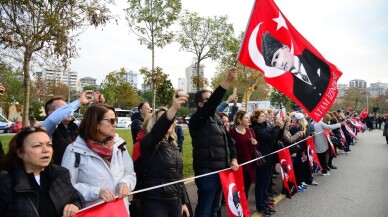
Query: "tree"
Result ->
[[0, 1, 113, 126], [125, 0, 182, 110], [0, 63, 24, 117], [343, 87, 368, 112], [100, 68, 142, 109], [269, 89, 294, 111], [211, 67, 270, 103], [156, 74, 174, 107], [177, 11, 234, 90]]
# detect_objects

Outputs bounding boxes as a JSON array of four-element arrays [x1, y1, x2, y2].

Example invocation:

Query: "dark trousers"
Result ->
[[385, 136, 388, 144], [140, 198, 182, 217], [194, 168, 223, 217], [255, 164, 272, 211], [317, 150, 329, 173], [243, 168, 252, 199]]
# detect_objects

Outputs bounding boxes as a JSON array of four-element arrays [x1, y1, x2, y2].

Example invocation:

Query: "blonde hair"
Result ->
[[297, 117, 308, 131], [146, 107, 177, 144]]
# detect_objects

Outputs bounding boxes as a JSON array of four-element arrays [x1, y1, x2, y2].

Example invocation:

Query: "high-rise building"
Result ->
[[349, 79, 367, 89], [185, 63, 205, 93], [337, 83, 348, 98], [122, 69, 139, 89], [368, 82, 388, 97], [36, 69, 78, 91], [79, 76, 98, 90]]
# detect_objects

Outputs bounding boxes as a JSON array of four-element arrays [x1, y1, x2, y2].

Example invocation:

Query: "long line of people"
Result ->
[[0, 70, 376, 217]]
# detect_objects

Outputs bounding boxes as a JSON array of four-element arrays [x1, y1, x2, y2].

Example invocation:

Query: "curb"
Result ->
[[251, 194, 286, 217]]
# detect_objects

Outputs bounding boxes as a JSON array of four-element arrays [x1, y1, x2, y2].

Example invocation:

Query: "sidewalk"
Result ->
[[185, 165, 286, 217]]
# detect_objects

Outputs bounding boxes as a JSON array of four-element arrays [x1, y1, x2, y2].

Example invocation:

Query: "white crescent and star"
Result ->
[[228, 183, 239, 216]]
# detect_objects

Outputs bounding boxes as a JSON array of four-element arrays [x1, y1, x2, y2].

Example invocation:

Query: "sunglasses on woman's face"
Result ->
[[102, 118, 118, 125]]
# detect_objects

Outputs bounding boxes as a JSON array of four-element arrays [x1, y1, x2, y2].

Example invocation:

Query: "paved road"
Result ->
[[186, 129, 388, 217], [271, 129, 388, 217]]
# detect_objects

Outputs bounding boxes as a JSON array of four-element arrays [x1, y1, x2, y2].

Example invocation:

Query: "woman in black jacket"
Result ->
[[250, 110, 282, 216], [138, 91, 190, 217], [0, 127, 81, 217]]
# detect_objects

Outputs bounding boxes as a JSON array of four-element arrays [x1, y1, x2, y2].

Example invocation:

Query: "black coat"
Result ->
[[0, 164, 81, 217], [139, 113, 189, 204], [131, 112, 144, 144], [189, 85, 237, 171], [52, 122, 78, 165], [251, 121, 280, 165]]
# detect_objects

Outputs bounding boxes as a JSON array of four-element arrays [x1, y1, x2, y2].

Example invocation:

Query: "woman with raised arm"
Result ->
[[138, 90, 190, 217]]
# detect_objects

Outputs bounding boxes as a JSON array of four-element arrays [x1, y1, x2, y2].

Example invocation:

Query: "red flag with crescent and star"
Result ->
[[237, 0, 342, 122], [219, 167, 251, 217], [324, 130, 337, 156], [306, 137, 322, 174], [278, 148, 298, 198], [360, 108, 369, 119], [73, 199, 128, 217]]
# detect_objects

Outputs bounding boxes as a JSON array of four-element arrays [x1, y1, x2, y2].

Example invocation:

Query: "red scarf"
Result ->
[[86, 138, 114, 158]]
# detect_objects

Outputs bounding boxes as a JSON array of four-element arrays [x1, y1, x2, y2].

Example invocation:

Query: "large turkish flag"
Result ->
[[238, 0, 342, 122]]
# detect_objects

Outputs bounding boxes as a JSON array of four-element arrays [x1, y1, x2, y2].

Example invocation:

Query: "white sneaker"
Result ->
[[322, 172, 330, 176], [301, 182, 308, 187]]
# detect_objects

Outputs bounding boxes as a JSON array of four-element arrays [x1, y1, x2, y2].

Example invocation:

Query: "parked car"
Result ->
[[117, 118, 132, 128], [10, 120, 41, 133], [10, 120, 22, 133], [0, 114, 12, 133]]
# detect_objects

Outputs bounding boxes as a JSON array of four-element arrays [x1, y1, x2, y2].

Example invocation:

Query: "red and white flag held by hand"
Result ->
[[360, 108, 369, 119], [219, 167, 251, 217], [324, 130, 337, 156], [278, 148, 297, 198], [238, 0, 342, 122], [306, 137, 322, 174], [73, 199, 128, 217]]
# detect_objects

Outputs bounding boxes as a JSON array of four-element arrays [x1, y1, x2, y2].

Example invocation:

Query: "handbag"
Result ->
[[248, 128, 266, 167]]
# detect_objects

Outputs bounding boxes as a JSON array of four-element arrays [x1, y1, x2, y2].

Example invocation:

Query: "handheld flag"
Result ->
[[278, 148, 297, 198], [238, 0, 342, 122], [306, 137, 322, 174], [73, 199, 128, 217], [360, 108, 369, 119], [219, 167, 251, 217], [324, 130, 337, 156]]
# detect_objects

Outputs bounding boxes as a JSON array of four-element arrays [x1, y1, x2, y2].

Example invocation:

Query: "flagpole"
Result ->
[[235, 0, 257, 65]]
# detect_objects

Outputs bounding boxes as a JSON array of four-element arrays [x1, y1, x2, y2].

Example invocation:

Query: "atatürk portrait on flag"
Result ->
[[261, 31, 330, 112]]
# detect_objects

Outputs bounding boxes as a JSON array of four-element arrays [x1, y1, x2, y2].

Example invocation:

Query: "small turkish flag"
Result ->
[[219, 168, 251, 217], [306, 137, 322, 174], [238, 0, 342, 122], [278, 148, 297, 198], [324, 130, 337, 156], [360, 108, 369, 119]]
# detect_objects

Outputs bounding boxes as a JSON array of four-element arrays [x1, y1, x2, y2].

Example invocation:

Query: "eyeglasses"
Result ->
[[102, 118, 118, 125]]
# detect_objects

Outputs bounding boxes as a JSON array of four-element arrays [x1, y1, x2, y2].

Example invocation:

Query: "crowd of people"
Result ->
[[0, 71, 387, 217]]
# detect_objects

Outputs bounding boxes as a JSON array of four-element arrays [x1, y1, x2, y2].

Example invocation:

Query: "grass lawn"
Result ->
[[0, 128, 194, 178]]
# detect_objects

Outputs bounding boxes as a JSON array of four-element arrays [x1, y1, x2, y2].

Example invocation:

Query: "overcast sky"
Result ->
[[70, 0, 388, 89]]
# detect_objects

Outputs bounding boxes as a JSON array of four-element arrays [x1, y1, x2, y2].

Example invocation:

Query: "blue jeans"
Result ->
[[255, 164, 272, 211], [140, 198, 182, 217], [194, 168, 222, 217]]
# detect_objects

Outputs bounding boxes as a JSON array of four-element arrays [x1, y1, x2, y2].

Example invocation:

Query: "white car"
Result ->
[[0, 114, 12, 133], [117, 118, 132, 128]]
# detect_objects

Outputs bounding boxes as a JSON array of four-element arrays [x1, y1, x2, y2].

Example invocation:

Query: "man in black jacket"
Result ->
[[131, 102, 150, 144], [189, 67, 239, 217]]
